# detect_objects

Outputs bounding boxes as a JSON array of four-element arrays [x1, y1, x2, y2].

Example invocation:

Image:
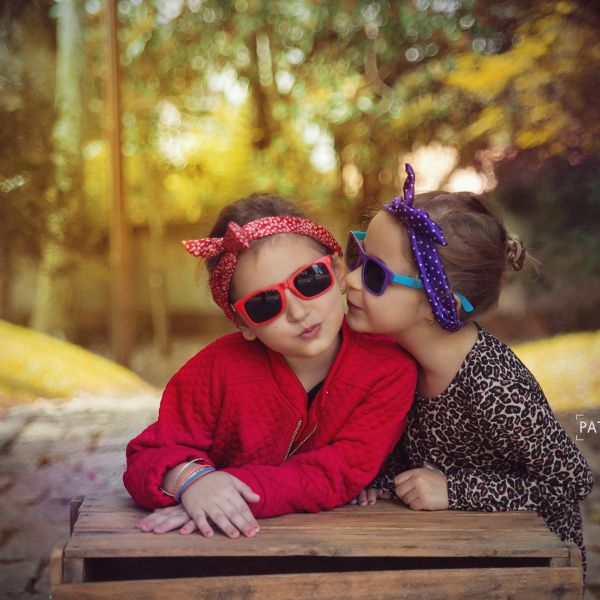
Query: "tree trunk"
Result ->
[[145, 164, 170, 356], [30, 0, 83, 339], [0, 234, 11, 319]]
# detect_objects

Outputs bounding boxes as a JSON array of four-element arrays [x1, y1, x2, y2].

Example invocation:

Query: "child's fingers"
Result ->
[[232, 478, 261, 504], [137, 507, 184, 532], [136, 512, 166, 530], [399, 489, 420, 507], [191, 512, 215, 538], [394, 479, 415, 501], [356, 488, 368, 506], [366, 488, 378, 505], [206, 506, 241, 539], [222, 495, 260, 537], [393, 470, 415, 486], [153, 511, 191, 534], [225, 504, 260, 537], [179, 519, 198, 535]]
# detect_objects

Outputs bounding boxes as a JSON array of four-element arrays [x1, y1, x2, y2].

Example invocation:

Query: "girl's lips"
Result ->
[[300, 324, 321, 339]]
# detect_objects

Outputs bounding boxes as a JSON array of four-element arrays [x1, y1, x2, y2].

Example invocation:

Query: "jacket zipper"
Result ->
[[284, 419, 303, 461], [287, 423, 318, 459]]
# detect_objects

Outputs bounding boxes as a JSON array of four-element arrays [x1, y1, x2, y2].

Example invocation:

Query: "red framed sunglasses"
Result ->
[[231, 255, 335, 326]]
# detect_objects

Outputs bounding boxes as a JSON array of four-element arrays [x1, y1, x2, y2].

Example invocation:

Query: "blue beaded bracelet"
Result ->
[[175, 466, 216, 502]]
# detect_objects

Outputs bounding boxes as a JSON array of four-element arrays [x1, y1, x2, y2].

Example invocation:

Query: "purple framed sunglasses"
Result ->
[[345, 230, 473, 310]]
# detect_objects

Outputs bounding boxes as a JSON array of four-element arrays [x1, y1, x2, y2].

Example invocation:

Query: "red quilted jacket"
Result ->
[[124, 319, 417, 517]]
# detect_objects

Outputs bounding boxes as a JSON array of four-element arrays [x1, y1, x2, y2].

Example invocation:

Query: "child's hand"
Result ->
[[350, 487, 389, 506], [136, 504, 196, 535], [394, 468, 449, 511], [180, 471, 261, 539]]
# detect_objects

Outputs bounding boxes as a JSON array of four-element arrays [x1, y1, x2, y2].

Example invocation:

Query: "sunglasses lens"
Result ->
[[345, 234, 362, 271], [294, 262, 332, 298], [244, 290, 282, 324], [364, 259, 387, 294]]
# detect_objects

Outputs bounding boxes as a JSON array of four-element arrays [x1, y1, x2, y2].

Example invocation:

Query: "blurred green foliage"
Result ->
[[1, 0, 600, 339]]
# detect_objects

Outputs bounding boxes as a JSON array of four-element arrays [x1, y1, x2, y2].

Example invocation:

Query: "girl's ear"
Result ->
[[232, 311, 257, 341], [331, 252, 347, 294], [240, 325, 257, 342], [453, 294, 473, 315], [453, 294, 461, 314]]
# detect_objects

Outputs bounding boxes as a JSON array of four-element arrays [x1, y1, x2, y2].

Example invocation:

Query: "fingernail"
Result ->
[[360, 500, 367, 506], [368, 500, 375, 505]]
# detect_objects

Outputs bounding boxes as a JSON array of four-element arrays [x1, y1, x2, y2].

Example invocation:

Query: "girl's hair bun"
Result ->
[[506, 235, 526, 272]]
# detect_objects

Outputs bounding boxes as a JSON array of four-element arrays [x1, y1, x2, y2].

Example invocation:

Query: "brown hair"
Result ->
[[412, 191, 534, 318], [205, 193, 319, 276]]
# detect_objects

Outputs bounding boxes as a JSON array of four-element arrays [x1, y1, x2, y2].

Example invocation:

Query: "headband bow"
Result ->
[[386, 165, 447, 246], [183, 216, 342, 322], [183, 221, 250, 258], [384, 163, 468, 332]]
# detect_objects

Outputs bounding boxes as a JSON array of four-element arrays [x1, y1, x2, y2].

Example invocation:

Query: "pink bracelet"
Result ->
[[173, 458, 207, 489], [160, 458, 208, 498], [175, 466, 216, 502]]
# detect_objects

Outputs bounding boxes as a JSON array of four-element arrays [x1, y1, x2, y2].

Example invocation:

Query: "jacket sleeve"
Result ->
[[223, 356, 417, 518], [370, 441, 411, 496], [123, 345, 221, 510], [446, 378, 593, 512]]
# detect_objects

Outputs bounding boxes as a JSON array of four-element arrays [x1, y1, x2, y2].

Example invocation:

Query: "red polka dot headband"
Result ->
[[182, 216, 342, 322]]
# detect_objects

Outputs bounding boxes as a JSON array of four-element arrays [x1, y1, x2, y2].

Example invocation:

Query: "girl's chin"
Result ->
[[345, 311, 367, 330]]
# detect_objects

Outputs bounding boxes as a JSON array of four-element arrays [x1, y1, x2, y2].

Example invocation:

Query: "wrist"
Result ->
[[175, 466, 216, 502], [161, 458, 211, 498]]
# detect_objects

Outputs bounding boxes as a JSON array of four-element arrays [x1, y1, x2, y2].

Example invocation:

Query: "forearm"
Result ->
[[446, 467, 543, 512], [124, 443, 215, 509], [162, 459, 213, 497], [225, 439, 400, 518]]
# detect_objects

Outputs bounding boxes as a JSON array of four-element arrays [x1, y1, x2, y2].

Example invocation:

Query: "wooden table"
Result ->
[[50, 494, 583, 599]]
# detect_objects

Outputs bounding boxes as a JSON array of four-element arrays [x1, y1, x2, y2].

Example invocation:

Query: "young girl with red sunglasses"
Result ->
[[124, 193, 416, 539], [346, 165, 592, 569]]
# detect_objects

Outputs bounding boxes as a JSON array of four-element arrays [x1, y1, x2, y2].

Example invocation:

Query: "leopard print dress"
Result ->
[[376, 325, 593, 569]]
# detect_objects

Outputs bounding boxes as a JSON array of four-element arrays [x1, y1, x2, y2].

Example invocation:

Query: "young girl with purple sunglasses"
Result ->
[[124, 193, 416, 540], [345, 165, 592, 569]]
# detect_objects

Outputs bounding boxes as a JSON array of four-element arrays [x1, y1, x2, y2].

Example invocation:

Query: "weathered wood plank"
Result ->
[[62, 557, 84, 584], [50, 566, 582, 599], [70, 496, 84, 535], [79, 494, 547, 520], [64, 527, 566, 559], [49, 540, 67, 587], [73, 508, 548, 532]]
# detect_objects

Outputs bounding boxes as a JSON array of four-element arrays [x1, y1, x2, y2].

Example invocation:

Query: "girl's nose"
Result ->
[[284, 289, 310, 323], [346, 266, 363, 291]]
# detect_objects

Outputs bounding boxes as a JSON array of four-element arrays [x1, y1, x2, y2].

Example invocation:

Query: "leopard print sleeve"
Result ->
[[370, 439, 412, 495], [446, 375, 593, 513]]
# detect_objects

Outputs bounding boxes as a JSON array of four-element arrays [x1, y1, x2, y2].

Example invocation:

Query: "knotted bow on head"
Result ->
[[182, 221, 250, 258], [182, 216, 342, 322], [384, 163, 468, 332], [385, 164, 448, 246]]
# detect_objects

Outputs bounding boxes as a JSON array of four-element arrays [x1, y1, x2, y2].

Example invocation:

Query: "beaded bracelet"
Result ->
[[160, 458, 209, 498], [173, 458, 208, 490], [175, 466, 216, 502]]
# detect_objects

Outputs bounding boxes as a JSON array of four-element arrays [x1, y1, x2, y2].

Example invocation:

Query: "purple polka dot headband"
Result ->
[[384, 163, 472, 332]]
